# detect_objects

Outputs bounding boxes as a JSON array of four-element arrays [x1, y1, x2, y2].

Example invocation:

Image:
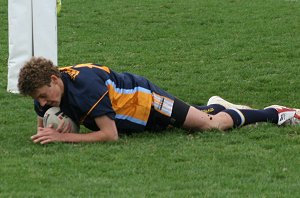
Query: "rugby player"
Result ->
[[18, 57, 300, 144]]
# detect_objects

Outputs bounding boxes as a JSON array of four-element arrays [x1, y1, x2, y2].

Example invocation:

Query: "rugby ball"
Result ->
[[43, 107, 79, 132]]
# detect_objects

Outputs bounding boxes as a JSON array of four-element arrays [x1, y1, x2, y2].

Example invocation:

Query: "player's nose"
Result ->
[[38, 98, 47, 107]]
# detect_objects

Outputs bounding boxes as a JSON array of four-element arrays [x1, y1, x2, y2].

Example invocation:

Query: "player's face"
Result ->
[[33, 76, 63, 107]]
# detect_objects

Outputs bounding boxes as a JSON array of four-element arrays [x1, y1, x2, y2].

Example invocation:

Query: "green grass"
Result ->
[[1, 0, 300, 197]]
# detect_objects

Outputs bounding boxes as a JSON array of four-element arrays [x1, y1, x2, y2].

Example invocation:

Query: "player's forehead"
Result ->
[[32, 85, 50, 98]]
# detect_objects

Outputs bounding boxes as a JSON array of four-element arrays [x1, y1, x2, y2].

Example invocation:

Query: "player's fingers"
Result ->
[[32, 135, 49, 143], [31, 133, 41, 140], [57, 119, 65, 133], [31, 131, 49, 140], [31, 132, 52, 141], [40, 138, 52, 145], [62, 122, 71, 133]]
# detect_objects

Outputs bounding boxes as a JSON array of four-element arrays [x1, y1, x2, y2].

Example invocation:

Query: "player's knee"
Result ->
[[209, 112, 234, 131]]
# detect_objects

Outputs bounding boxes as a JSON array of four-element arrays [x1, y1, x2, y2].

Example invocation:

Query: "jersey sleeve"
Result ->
[[34, 100, 50, 117]]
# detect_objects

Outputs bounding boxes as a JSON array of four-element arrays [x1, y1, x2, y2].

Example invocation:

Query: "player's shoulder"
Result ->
[[59, 63, 111, 80]]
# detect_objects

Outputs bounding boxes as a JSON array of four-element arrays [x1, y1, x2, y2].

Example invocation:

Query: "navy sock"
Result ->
[[223, 108, 278, 128], [193, 104, 226, 115]]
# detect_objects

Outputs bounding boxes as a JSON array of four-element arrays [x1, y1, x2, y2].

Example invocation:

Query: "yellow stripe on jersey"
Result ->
[[106, 80, 152, 125], [59, 67, 80, 80], [74, 63, 111, 73]]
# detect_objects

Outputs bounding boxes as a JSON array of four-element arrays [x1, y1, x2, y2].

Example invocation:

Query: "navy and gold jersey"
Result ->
[[34, 63, 175, 133]]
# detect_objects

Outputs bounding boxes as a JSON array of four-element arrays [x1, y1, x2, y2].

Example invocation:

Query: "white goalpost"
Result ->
[[7, 0, 58, 93]]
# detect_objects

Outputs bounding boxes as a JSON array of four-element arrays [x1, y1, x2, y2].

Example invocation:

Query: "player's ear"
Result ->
[[50, 75, 59, 84]]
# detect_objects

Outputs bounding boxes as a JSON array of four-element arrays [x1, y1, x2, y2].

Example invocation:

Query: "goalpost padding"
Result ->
[[7, 0, 57, 93]]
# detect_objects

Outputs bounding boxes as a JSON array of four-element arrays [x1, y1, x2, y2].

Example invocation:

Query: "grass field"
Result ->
[[1, 0, 300, 197]]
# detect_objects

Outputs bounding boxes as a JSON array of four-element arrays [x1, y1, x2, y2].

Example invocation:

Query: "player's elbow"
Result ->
[[110, 132, 119, 141], [103, 130, 119, 142]]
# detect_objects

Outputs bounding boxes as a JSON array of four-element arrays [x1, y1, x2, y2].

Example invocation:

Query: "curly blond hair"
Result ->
[[18, 57, 61, 96]]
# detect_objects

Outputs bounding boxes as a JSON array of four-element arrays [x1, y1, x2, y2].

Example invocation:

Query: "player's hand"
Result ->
[[56, 119, 72, 133], [31, 127, 64, 144]]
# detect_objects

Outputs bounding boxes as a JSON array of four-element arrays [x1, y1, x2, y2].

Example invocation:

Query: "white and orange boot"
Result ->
[[264, 105, 300, 126], [207, 96, 252, 110]]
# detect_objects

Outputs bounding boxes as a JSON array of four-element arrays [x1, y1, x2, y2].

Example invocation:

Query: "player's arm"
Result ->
[[31, 115, 119, 144], [37, 116, 43, 127], [36, 116, 45, 135], [60, 115, 119, 142]]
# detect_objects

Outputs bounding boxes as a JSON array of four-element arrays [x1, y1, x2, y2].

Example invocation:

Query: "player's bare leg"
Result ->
[[182, 106, 234, 131], [182, 103, 300, 132]]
